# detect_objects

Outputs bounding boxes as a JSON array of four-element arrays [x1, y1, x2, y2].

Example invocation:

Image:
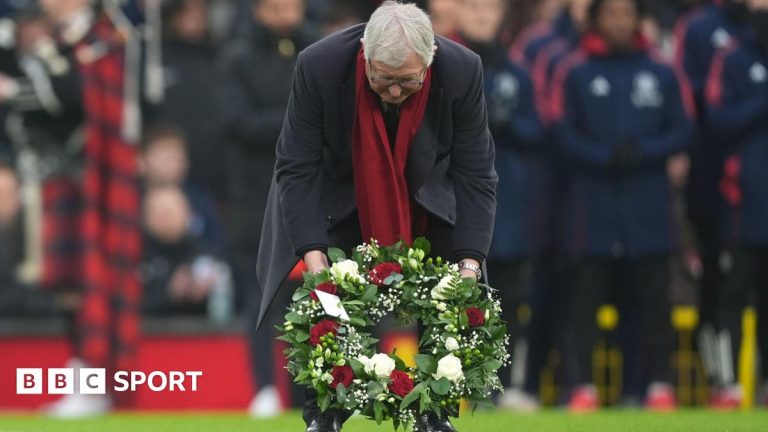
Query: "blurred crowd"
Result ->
[[0, 0, 766, 418]]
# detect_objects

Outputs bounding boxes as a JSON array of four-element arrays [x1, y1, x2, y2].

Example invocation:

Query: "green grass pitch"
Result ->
[[1, 410, 767, 432]]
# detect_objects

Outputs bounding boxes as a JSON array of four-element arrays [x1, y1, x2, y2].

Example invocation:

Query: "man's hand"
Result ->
[[459, 258, 481, 280], [304, 250, 330, 274]]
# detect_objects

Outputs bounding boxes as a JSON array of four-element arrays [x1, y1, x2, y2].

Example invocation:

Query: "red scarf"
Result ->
[[351, 49, 432, 246]]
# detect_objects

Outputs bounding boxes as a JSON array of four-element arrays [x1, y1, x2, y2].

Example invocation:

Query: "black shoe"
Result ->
[[414, 411, 458, 432], [305, 411, 342, 432]]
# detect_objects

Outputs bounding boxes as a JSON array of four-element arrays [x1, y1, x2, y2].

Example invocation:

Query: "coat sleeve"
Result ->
[[273, 52, 329, 256], [449, 54, 498, 261], [635, 68, 695, 162], [551, 65, 614, 169], [498, 67, 544, 153], [704, 48, 768, 145]]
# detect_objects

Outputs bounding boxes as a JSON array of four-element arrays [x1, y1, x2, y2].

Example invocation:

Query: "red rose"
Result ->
[[466, 307, 485, 327], [330, 365, 354, 390], [309, 319, 339, 346], [310, 282, 338, 301], [369, 262, 402, 285], [388, 370, 415, 397]]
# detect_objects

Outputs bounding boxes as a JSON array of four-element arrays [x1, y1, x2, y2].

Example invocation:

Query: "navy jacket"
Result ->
[[457, 38, 544, 259], [705, 35, 768, 247], [511, 10, 578, 69], [551, 34, 695, 258], [255, 24, 497, 327]]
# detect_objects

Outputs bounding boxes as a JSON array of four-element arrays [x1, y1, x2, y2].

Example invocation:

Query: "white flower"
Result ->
[[431, 275, 454, 300], [331, 259, 361, 282], [436, 302, 447, 312], [370, 353, 396, 378], [357, 355, 375, 374], [445, 337, 460, 352], [433, 354, 464, 383]]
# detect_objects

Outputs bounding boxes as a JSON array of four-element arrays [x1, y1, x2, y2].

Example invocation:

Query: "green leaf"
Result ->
[[414, 354, 437, 374], [390, 353, 407, 372], [483, 359, 503, 372], [292, 288, 310, 301], [412, 237, 431, 256], [349, 358, 366, 378], [328, 247, 346, 263], [336, 383, 347, 404], [285, 311, 307, 324], [360, 284, 378, 302], [399, 383, 426, 409], [349, 316, 367, 327], [367, 381, 385, 398], [374, 400, 384, 424], [319, 390, 331, 412], [419, 389, 432, 413], [459, 311, 469, 329], [429, 377, 451, 395], [295, 329, 310, 343]]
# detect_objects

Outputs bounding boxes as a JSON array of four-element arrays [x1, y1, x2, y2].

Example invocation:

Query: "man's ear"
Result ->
[[432, 45, 438, 55]]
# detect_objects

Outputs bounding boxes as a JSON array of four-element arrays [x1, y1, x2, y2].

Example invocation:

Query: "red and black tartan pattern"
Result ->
[[76, 16, 141, 406], [42, 177, 83, 290]]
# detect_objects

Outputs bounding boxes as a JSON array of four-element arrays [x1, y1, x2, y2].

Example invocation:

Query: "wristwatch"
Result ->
[[458, 261, 482, 279]]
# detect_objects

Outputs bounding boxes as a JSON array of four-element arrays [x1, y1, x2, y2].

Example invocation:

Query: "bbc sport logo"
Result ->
[[16, 368, 203, 394]]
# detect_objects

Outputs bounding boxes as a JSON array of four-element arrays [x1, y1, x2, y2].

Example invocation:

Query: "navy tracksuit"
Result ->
[[705, 32, 768, 385], [455, 36, 545, 390], [551, 32, 695, 387]]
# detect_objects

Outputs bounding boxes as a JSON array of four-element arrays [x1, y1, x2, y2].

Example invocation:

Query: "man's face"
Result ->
[[169, 0, 209, 42], [428, 0, 461, 35], [366, 51, 427, 105], [460, 0, 505, 43], [253, 0, 305, 36], [595, 0, 638, 50], [569, 0, 594, 30]]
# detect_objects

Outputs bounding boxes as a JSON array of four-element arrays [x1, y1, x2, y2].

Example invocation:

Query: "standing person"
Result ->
[[256, 2, 496, 431], [451, 0, 545, 410], [218, 0, 317, 419], [153, 0, 228, 201], [551, 0, 695, 412], [672, 1, 741, 389], [704, 0, 768, 409]]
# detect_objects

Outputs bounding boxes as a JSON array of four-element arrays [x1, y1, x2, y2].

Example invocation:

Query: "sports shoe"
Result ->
[[645, 382, 677, 412], [709, 384, 742, 410], [498, 388, 540, 412], [568, 385, 599, 413], [248, 385, 282, 418]]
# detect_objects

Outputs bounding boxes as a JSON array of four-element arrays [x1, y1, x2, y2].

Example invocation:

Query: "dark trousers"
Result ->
[[717, 247, 768, 384], [566, 255, 673, 388], [486, 258, 532, 389]]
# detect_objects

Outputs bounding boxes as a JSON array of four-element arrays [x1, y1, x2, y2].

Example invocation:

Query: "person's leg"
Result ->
[[487, 258, 532, 390], [752, 249, 768, 384], [717, 248, 753, 387], [566, 256, 611, 387], [629, 255, 673, 387]]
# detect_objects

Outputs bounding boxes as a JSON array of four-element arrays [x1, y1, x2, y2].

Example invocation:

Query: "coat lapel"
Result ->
[[405, 85, 443, 192]]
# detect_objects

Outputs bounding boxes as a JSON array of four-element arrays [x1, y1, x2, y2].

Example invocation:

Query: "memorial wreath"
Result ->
[[278, 238, 510, 430]]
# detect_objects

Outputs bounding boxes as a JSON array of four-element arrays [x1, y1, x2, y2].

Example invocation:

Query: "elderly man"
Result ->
[[256, 2, 497, 431]]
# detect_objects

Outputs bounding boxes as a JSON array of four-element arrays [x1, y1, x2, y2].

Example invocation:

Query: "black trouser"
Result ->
[[717, 247, 768, 384], [566, 255, 673, 388], [486, 258, 532, 389]]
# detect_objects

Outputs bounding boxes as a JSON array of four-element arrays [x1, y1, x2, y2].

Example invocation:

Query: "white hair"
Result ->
[[363, 1, 435, 68]]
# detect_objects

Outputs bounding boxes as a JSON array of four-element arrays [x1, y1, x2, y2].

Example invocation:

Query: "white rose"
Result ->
[[431, 275, 454, 300], [433, 354, 464, 383], [444, 337, 460, 352], [357, 355, 375, 375], [331, 259, 361, 282], [370, 353, 396, 378]]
